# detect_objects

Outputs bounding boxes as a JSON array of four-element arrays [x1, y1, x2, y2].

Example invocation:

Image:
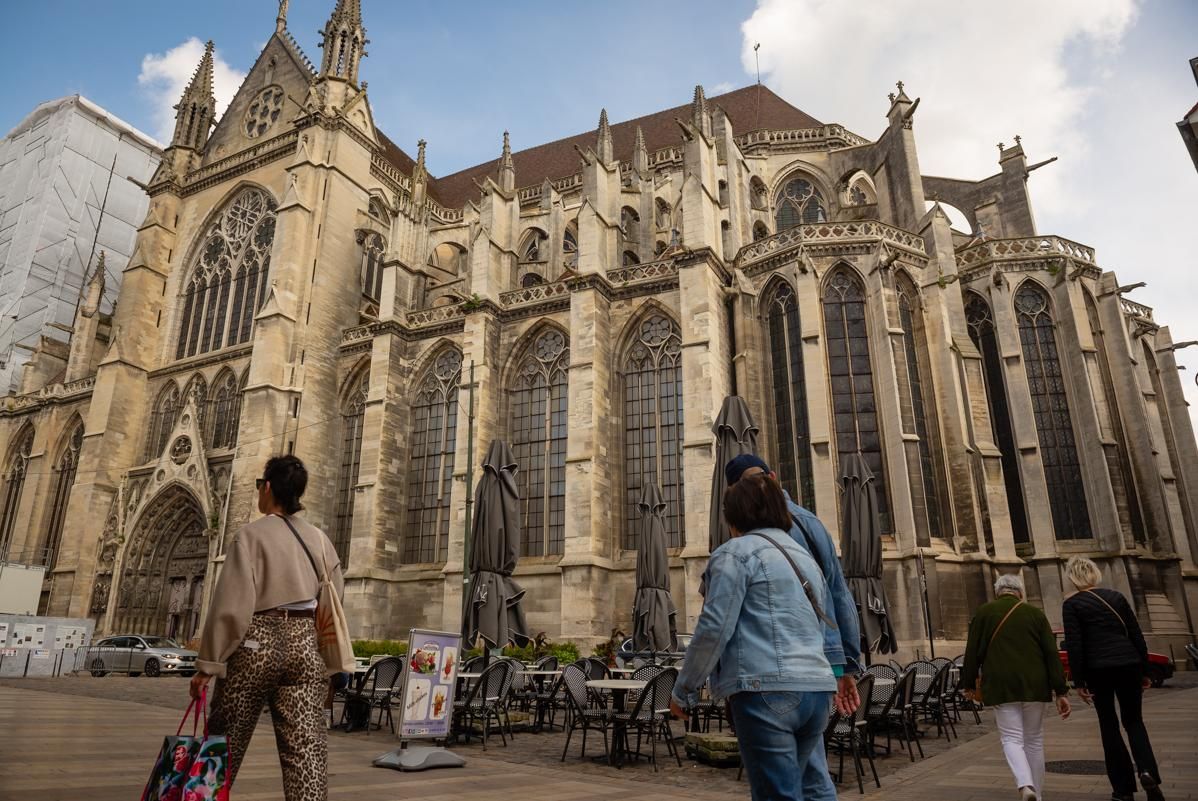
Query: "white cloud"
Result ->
[[742, 0, 1198, 429], [138, 38, 246, 143]]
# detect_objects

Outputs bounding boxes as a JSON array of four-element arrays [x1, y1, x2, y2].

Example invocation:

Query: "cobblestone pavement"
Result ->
[[1, 674, 1195, 800]]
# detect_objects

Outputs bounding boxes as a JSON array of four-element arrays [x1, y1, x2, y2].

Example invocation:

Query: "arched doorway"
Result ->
[[112, 485, 209, 640]]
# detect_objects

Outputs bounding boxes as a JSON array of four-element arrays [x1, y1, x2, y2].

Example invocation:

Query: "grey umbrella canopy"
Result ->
[[633, 483, 678, 653], [463, 440, 531, 649], [839, 452, 897, 657], [709, 396, 760, 552]]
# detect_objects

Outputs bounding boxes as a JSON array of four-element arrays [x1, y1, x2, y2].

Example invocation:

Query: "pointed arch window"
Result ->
[[360, 231, 386, 303], [764, 281, 815, 510], [333, 368, 369, 567], [775, 176, 827, 230], [622, 313, 685, 548], [753, 221, 770, 242], [621, 206, 640, 245], [510, 330, 569, 557], [1014, 283, 1091, 539], [43, 421, 83, 568], [176, 187, 277, 360], [0, 426, 34, 559], [822, 269, 890, 531], [896, 279, 947, 544], [403, 349, 462, 563], [965, 293, 1031, 544], [520, 229, 547, 263], [563, 226, 578, 269], [144, 383, 182, 462], [207, 370, 244, 450]]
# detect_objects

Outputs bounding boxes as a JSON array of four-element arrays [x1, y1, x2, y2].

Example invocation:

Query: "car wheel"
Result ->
[[144, 659, 160, 678], [1147, 666, 1165, 688], [90, 659, 108, 678]]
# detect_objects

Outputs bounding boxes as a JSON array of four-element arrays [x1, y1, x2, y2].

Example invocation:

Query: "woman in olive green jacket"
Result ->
[[961, 574, 1071, 801]]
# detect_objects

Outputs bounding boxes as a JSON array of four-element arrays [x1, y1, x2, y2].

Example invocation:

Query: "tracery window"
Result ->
[[822, 268, 889, 532], [764, 282, 815, 510], [1014, 283, 1091, 539], [896, 279, 947, 544], [145, 383, 182, 462], [176, 188, 277, 360], [206, 370, 243, 450], [360, 231, 385, 303], [403, 349, 462, 563], [510, 330, 569, 557], [621, 207, 640, 244], [775, 176, 827, 230], [333, 368, 369, 567], [521, 273, 545, 288], [849, 184, 868, 206], [753, 222, 770, 241], [622, 314, 684, 548], [43, 420, 83, 568], [0, 426, 34, 559], [622, 251, 640, 267], [965, 293, 1031, 544], [243, 85, 284, 139], [520, 230, 546, 262], [562, 226, 578, 269]]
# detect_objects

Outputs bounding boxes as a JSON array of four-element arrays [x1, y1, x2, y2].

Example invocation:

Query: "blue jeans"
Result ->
[[730, 690, 835, 801]]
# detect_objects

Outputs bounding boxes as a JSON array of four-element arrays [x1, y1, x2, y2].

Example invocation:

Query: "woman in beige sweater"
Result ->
[[190, 455, 344, 801]]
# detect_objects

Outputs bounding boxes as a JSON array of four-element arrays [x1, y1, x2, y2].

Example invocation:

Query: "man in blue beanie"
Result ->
[[724, 453, 862, 801]]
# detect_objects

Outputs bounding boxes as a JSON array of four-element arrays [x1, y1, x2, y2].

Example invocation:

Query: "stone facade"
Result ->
[[1, 2, 1195, 654]]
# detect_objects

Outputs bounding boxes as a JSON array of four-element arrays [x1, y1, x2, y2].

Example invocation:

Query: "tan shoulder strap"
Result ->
[[1084, 589, 1128, 635], [981, 599, 1023, 666]]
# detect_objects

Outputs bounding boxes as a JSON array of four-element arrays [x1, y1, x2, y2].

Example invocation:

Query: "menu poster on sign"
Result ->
[[398, 629, 462, 740]]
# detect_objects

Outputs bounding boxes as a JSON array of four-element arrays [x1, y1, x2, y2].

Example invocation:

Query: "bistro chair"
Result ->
[[611, 666, 681, 771], [340, 656, 403, 734], [868, 666, 922, 761], [826, 672, 879, 794], [559, 663, 612, 762], [452, 659, 515, 750]]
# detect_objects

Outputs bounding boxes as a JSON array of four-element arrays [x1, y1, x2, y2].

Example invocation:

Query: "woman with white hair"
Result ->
[[1062, 556, 1163, 801], [960, 573, 1070, 801]]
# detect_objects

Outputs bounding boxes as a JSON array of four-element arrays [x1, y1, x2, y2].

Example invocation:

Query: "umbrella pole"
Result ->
[[460, 361, 477, 642], [916, 549, 935, 659]]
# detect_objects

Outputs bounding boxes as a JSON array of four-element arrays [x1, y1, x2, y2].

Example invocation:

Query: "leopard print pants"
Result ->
[[210, 614, 328, 801]]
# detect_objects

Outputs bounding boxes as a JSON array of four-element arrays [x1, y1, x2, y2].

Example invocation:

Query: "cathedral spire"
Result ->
[[318, 0, 367, 85], [632, 124, 648, 174], [692, 84, 711, 138], [276, 0, 289, 33], [597, 108, 613, 164], [81, 251, 106, 318], [171, 40, 217, 150], [498, 131, 515, 192]]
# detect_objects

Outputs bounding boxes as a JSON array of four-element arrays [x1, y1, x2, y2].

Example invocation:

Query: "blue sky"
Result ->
[[3, 0, 1197, 416]]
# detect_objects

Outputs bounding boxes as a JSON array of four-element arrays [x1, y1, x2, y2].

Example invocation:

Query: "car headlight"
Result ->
[[161, 653, 179, 660]]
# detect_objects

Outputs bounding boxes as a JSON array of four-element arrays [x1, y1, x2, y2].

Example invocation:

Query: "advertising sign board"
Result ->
[[397, 628, 461, 740]]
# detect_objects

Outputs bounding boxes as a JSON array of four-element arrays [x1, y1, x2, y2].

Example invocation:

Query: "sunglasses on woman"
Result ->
[[255, 478, 266, 490]]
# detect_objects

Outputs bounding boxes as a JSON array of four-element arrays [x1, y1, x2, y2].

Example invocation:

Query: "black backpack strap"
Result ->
[[746, 531, 835, 627]]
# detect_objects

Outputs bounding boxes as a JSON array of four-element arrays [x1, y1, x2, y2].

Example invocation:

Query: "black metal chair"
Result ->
[[868, 666, 922, 761], [452, 659, 516, 750], [583, 657, 611, 679], [611, 666, 681, 771], [910, 660, 956, 741], [559, 663, 612, 761], [340, 656, 403, 734], [827, 672, 879, 793], [949, 653, 982, 724]]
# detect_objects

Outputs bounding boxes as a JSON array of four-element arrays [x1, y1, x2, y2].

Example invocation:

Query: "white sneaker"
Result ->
[[1019, 787, 1039, 801]]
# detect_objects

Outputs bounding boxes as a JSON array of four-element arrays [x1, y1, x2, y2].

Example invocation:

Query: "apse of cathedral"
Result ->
[[1, 0, 1195, 653]]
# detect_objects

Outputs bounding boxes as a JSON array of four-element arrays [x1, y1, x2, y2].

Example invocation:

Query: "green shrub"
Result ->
[[461, 638, 580, 665], [352, 639, 408, 658]]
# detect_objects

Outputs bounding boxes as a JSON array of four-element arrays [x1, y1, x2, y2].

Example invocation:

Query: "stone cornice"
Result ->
[[147, 346, 253, 379], [180, 129, 301, 197]]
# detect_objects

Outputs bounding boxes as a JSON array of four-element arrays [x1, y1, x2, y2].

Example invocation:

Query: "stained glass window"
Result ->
[[360, 232, 385, 303], [510, 329, 569, 557], [0, 426, 34, 559], [333, 368, 369, 566], [623, 313, 684, 548], [764, 281, 815, 510], [403, 349, 462, 563], [144, 383, 182, 462], [897, 279, 946, 544], [775, 177, 827, 231], [206, 369, 243, 450], [43, 420, 83, 568], [965, 293, 1031, 544], [176, 188, 276, 360], [822, 268, 890, 532], [1014, 284, 1091, 539]]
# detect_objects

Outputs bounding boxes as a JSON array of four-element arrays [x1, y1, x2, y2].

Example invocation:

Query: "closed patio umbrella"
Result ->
[[840, 451, 897, 658], [632, 483, 678, 654], [709, 396, 760, 552], [463, 440, 530, 650]]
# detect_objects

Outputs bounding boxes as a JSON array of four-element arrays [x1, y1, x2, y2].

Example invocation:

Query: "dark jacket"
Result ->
[[1061, 587, 1148, 689], [960, 594, 1068, 706]]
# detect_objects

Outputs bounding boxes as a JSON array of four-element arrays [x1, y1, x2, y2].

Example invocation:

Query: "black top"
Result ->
[[1061, 588, 1148, 688]]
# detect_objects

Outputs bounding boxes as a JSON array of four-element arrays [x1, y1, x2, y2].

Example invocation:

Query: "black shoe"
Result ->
[[1111, 794, 1134, 801], [1140, 772, 1165, 801]]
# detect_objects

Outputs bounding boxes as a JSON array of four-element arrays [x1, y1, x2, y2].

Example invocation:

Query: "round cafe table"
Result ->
[[585, 679, 648, 766]]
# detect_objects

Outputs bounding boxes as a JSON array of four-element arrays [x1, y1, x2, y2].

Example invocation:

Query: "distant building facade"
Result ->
[[0, 95, 161, 397], [1, 2, 1194, 651], [1179, 56, 1198, 171]]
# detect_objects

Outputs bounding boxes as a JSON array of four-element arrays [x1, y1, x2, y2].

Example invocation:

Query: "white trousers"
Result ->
[[993, 701, 1047, 793]]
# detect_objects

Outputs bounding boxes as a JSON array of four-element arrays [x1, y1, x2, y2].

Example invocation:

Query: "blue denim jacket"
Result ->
[[672, 527, 838, 706], [784, 493, 863, 675]]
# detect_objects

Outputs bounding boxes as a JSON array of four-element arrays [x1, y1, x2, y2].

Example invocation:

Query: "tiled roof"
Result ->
[[375, 84, 821, 212]]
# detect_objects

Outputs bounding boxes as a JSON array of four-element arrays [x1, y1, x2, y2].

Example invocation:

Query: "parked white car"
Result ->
[[86, 635, 198, 677]]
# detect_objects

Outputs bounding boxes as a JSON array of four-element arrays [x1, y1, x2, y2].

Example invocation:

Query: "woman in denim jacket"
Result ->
[[670, 474, 837, 801]]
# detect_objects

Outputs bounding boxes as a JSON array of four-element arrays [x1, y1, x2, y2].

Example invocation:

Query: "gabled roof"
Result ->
[[374, 84, 822, 212]]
